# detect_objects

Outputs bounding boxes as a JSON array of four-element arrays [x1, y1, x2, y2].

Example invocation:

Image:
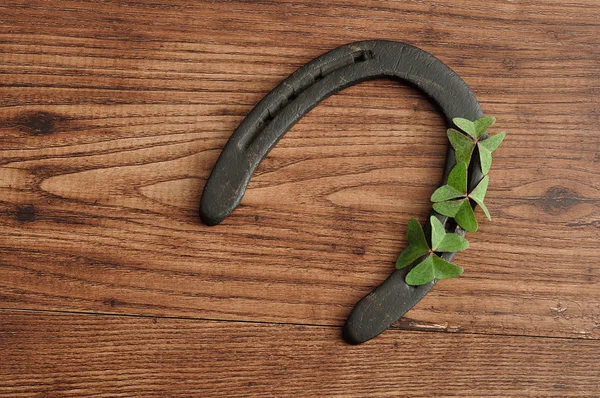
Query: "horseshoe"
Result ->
[[200, 40, 484, 344]]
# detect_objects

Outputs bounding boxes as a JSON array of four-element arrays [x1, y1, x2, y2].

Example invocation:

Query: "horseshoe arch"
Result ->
[[200, 40, 484, 344]]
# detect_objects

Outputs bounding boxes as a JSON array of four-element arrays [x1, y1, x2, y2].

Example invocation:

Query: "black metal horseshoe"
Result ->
[[200, 40, 484, 344]]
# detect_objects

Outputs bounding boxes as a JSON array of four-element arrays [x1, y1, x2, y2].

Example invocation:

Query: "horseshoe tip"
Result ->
[[199, 192, 230, 226], [342, 320, 367, 345], [199, 209, 223, 226]]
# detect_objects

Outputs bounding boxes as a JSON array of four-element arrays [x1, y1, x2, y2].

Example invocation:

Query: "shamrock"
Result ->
[[396, 216, 468, 286], [431, 161, 489, 232], [448, 116, 506, 174]]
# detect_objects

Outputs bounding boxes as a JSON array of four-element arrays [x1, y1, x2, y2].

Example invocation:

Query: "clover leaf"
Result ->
[[431, 161, 490, 232], [448, 116, 506, 174], [392, 115, 505, 287], [396, 217, 468, 286]]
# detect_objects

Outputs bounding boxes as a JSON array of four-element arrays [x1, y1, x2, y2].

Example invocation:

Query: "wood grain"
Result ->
[[0, 0, 599, 394], [1, 0, 599, 339], [1, 311, 598, 397]]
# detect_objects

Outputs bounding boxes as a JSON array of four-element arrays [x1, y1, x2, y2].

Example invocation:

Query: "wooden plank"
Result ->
[[1, 0, 599, 340], [0, 311, 598, 397]]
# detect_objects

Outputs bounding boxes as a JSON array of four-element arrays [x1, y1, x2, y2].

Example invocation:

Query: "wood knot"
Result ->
[[502, 58, 518, 71], [15, 111, 66, 136], [103, 298, 119, 307], [353, 247, 366, 255], [540, 186, 582, 213], [15, 205, 36, 222]]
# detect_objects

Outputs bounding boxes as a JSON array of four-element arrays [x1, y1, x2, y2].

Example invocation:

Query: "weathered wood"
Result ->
[[0, 0, 599, 350], [0, 311, 598, 397], [2, 0, 599, 395], [1, 0, 599, 341]]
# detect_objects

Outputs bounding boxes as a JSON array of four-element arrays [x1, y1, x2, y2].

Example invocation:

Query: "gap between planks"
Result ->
[[0, 307, 596, 343]]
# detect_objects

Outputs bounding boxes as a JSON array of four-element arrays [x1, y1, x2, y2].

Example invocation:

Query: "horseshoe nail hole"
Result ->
[[444, 217, 458, 233], [353, 49, 374, 63], [243, 49, 375, 149]]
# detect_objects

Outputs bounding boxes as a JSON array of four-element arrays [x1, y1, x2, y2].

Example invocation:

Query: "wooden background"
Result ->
[[1, 0, 599, 396]]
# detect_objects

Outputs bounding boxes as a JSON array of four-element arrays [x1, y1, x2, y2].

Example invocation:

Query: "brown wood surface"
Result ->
[[0, 0, 599, 396], [1, 311, 599, 397]]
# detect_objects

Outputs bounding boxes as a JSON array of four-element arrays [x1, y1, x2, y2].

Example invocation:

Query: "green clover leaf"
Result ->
[[453, 116, 496, 140], [448, 116, 506, 174], [395, 218, 429, 268], [393, 115, 505, 287], [431, 162, 491, 232], [396, 216, 468, 286]]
